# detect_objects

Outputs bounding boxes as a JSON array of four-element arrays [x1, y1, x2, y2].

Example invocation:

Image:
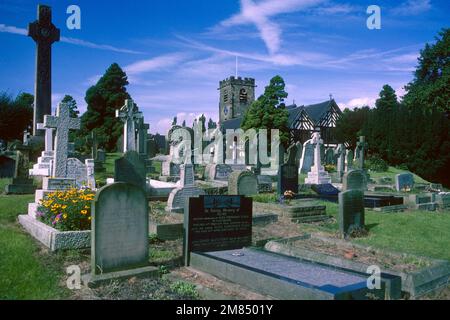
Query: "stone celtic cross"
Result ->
[[44, 102, 81, 177], [28, 4, 60, 136], [355, 136, 368, 170], [116, 99, 143, 152]]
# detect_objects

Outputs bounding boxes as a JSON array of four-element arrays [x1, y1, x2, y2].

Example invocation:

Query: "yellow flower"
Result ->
[[63, 214, 68, 219], [81, 210, 87, 215], [62, 205, 67, 209], [88, 216, 92, 221]]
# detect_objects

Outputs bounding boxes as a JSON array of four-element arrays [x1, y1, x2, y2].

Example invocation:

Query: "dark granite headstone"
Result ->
[[339, 190, 365, 236], [277, 144, 299, 195], [0, 155, 15, 178], [312, 183, 340, 195], [184, 195, 252, 265], [114, 151, 146, 190]]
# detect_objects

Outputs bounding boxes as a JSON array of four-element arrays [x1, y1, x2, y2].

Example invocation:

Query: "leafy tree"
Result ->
[[81, 63, 130, 151], [403, 28, 450, 114], [335, 106, 370, 149], [61, 95, 79, 118], [0, 92, 33, 141], [241, 75, 290, 146]]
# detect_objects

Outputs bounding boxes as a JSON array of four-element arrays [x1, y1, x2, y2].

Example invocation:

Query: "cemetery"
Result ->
[[0, 3, 449, 301]]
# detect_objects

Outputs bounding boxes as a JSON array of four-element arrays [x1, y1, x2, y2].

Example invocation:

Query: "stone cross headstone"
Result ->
[[342, 170, 366, 191], [305, 132, 331, 185], [36, 122, 54, 152], [114, 151, 146, 190], [116, 99, 143, 152], [44, 102, 81, 177], [136, 117, 149, 157], [28, 4, 60, 136], [90, 183, 155, 284], [395, 173, 414, 192]]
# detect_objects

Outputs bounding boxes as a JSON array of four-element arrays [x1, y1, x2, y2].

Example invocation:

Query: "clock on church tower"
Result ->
[[218, 76, 256, 123]]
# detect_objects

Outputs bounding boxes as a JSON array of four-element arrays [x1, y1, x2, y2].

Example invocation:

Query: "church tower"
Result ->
[[218, 76, 256, 123]]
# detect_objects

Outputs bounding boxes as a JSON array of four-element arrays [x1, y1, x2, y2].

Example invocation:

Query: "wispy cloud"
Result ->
[[0, 23, 142, 54], [219, 0, 324, 54], [124, 53, 187, 76], [391, 0, 432, 16]]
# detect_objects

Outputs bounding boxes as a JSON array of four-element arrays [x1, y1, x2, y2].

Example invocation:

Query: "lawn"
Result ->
[[0, 193, 71, 299], [300, 200, 450, 261]]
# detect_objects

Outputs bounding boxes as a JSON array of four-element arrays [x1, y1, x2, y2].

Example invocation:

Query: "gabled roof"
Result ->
[[286, 99, 342, 126]]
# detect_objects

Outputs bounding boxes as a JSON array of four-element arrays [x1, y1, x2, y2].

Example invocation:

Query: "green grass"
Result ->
[[95, 153, 123, 186], [301, 200, 450, 261], [0, 178, 10, 194], [0, 194, 70, 299]]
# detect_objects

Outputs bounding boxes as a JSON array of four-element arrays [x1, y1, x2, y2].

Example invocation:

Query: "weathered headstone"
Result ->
[[90, 183, 156, 285], [346, 149, 354, 172], [257, 175, 273, 193], [305, 132, 331, 185], [228, 170, 258, 196], [395, 173, 414, 192], [300, 140, 314, 173], [277, 144, 299, 195], [28, 4, 60, 136], [97, 149, 106, 162], [166, 164, 205, 213], [342, 170, 366, 191], [354, 136, 368, 170], [136, 117, 149, 158], [44, 102, 81, 177], [208, 164, 232, 181], [5, 145, 36, 194], [85, 159, 96, 189], [114, 151, 146, 190], [184, 195, 252, 265], [339, 190, 365, 237], [66, 158, 87, 186], [335, 144, 346, 181]]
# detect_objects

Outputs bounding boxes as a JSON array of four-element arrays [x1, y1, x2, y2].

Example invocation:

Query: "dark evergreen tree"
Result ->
[[0, 92, 33, 141], [81, 63, 130, 151], [241, 75, 290, 146], [61, 95, 79, 118]]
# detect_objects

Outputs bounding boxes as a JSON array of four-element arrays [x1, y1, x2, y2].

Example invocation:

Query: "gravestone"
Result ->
[[136, 117, 149, 158], [311, 183, 340, 196], [116, 99, 143, 152], [97, 149, 106, 162], [184, 195, 252, 265], [339, 190, 365, 237], [114, 151, 146, 190], [0, 155, 15, 178], [325, 148, 335, 165], [66, 158, 88, 187], [85, 159, 96, 189], [166, 164, 205, 213], [44, 102, 81, 177], [346, 149, 354, 172], [335, 144, 346, 182], [5, 146, 37, 194], [299, 141, 314, 173], [305, 132, 331, 185], [354, 136, 368, 170], [277, 144, 299, 195], [228, 170, 258, 196], [28, 4, 60, 136], [395, 173, 414, 192], [342, 170, 366, 191], [257, 175, 273, 193], [90, 183, 156, 285], [29, 122, 54, 176], [208, 164, 233, 181]]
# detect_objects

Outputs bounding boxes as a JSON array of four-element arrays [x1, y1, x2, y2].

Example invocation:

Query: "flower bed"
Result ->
[[37, 188, 95, 231]]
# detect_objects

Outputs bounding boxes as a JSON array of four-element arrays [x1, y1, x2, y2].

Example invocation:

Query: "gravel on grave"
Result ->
[[287, 236, 432, 272]]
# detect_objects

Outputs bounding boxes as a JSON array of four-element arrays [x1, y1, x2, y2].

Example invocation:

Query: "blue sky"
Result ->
[[0, 0, 448, 134]]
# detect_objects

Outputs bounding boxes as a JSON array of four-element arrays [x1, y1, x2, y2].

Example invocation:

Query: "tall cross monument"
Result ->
[[44, 103, 81, 177], [28, 4, 60, 136], [116, 99, 143, 152]]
